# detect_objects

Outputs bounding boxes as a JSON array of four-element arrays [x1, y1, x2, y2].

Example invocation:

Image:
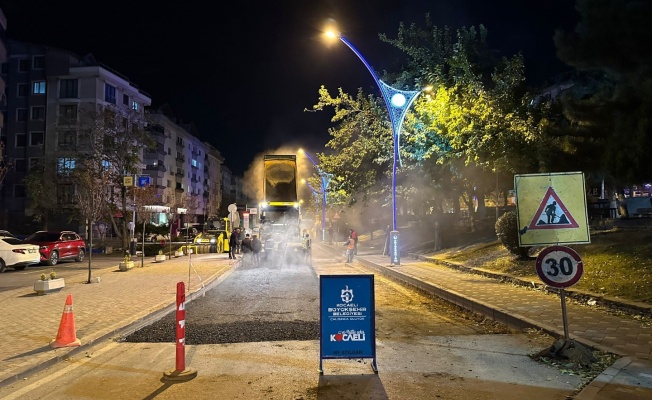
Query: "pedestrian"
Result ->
[[264, 236, 275, 262], [301, 233, 311, 263], [343, 235, 355, 263], [229, 228, 240, 259], [327, 226, 333, 244], [350, 228, 358, 255], [237, 228, 245, 254], [251, 234, 262, 266], [241, 233, 253, 265]]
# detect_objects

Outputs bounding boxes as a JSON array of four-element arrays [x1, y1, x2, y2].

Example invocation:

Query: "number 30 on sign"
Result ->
[[535, 245, 584, 288]]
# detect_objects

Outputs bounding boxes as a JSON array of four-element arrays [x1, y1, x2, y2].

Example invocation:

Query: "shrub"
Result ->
[[495, 211, 529, 259]]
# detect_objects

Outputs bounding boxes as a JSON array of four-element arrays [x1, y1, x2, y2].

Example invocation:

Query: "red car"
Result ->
[[24, 231, 86, 266]]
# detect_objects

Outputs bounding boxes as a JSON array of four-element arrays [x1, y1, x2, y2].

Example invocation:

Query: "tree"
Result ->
[[554, 0, 652, 185], [73, 157, 111, 283], [311, 86, 393, 203], [23, 158, 60, 229], [134, 185, 160, 267], [77, 106, 155, 251]]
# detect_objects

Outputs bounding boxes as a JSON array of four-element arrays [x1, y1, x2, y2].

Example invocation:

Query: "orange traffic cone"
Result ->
[[50, 294, 81, 348]]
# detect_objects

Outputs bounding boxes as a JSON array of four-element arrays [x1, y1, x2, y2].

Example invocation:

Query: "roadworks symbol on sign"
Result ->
[[528, 186, 579, 230]]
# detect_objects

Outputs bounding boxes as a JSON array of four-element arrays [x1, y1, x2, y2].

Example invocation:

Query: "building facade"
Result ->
[[1, 40, 151, 233], [0, 27, 231, 236]]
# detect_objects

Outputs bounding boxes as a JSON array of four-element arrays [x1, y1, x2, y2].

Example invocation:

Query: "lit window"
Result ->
[[57, 158, 76, 175], [132, 100, 139, 111], [33, 81, 46, 94]]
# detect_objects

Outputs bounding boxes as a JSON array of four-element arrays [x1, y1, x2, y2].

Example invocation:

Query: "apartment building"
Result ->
[[145, 110, 224, 230], [0, 40, 151, 232]]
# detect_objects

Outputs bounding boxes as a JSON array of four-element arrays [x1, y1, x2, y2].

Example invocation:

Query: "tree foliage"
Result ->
[[554, 0, 652, 185]]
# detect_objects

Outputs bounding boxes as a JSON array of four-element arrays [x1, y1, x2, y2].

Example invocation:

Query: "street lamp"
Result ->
[[325, 29, 423, 265], [299, 149, 332, 242], [301, 178, 321, 224]]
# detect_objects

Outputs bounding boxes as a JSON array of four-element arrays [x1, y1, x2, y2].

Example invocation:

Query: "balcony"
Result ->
[[144, 164, 166, 172]]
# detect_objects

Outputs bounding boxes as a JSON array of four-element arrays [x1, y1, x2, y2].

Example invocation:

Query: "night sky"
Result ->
[[2, 0, 579, 175]]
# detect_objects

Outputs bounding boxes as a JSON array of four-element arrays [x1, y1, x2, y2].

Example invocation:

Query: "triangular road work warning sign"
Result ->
[[528, 186, 579, 230]]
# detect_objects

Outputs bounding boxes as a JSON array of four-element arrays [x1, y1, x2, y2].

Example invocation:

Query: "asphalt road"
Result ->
[[0, 255, 122, 292], [0, 245, 589, 399]]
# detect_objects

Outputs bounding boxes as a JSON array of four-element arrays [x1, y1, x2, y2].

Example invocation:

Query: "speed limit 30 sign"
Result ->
[[535, 245, 584, 288]]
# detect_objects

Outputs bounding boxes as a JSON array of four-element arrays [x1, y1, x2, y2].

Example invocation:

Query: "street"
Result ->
[[0, 244, 587, 399], [0, 255, 123, 292]]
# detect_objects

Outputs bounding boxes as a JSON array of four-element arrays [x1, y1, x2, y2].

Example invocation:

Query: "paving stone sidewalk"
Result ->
[[354, 252, 652, 400], [0, 253, 237, 387]]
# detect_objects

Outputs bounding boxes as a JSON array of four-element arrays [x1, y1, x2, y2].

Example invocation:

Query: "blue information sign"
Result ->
[[390, 230, 400, 265], [319, 274, 377, 374], [137, 175, 151, 187]]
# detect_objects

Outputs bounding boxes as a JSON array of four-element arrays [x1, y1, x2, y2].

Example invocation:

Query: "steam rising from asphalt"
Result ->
[[240, 145, 439, 239]]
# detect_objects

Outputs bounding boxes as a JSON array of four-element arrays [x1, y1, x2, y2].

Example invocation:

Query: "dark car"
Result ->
[[176, 227, 198, 241], [24, 231, 86, 266]]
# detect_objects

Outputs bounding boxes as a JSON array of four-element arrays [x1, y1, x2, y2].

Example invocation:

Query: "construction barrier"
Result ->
[[163, 281, 197, 381], [50, 294, 81, 348]]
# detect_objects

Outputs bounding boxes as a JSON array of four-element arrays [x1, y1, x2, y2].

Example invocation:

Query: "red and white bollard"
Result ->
[[163, 281, 197, 381]]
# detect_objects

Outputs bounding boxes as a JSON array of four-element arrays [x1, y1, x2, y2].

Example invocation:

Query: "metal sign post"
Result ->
[[535, 245, 584, 340]]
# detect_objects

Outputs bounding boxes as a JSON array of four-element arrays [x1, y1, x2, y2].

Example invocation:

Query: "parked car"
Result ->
[[194, 230, 230, 252], [0, 230, 16, 238], [24, 231, 86, 266], [0, 237, 41, 273], [176, 227, 198, 241], [144, 233, 170, 243]]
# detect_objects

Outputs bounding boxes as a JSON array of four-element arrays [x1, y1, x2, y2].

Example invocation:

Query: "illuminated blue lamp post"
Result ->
[[334, 34, 422, 265], [303, 180, 321, 218], [301, 150, 333, 242]]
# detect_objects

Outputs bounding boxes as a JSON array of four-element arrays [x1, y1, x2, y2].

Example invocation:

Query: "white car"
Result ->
[[0, 237, 41, 273]]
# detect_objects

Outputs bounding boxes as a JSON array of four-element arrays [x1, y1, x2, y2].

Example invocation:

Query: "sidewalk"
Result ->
[[0, 252, 238, 387], [353, 248, 652, 400]]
